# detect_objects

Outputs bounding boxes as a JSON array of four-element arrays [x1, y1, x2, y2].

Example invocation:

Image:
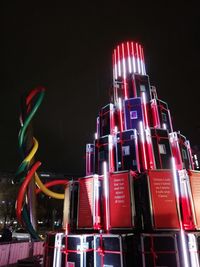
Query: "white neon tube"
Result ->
[[127, 42, 132, 73], [131, 42, 136, 73], [103, 161, 109, 232], [117, 46, 121, 77], [180, 229, 190, 267], [118, 97, 124, 131], [139, 45, 144, 74], [122, 43, 126, 79], [141, 47, 146, 74], [114, 49, 118, 79], [136, 43, 141, 74], [141, 92, 149, 128], [172, 157, 190, 267], [139, 121, 147, 169]]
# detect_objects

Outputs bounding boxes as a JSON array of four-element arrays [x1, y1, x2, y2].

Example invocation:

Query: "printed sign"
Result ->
[[109, 172, 133, 228], [148, 170, 180, 229]]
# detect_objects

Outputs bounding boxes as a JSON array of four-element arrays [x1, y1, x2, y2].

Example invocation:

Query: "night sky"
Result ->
[[2, 2, 200, 176]]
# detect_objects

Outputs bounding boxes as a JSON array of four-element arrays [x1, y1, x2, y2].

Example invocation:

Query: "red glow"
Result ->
[[151, 99, 160, 128], [139, 44, 143, 74], [135, 43, 141, 74], [114, 49, 117, 80], [170, 133, 185, 170], [127, 41, 132, 73], [141, 47, 146, 74], [113, 41, 146, 83], [117, 45, 121, 77]]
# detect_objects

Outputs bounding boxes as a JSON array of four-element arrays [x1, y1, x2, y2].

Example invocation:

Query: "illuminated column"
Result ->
[[112, 41, 146, 101]]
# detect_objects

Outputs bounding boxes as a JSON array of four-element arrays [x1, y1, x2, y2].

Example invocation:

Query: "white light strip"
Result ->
[[141, 47, 146, 74], [162, 123, 167, 130], [94, 175, 99, 227], [131, 42, 136, 73], [127, 42, 132, 73], [172, 157, 180, 199], [117, 46, 121, 77], [139, 121, 145, 144], [172, 157, 190, 267], [139, 45, 144, 74], [194, 154, 199, 169], [108, 135, 113, 151], [140, 59, 144, 75], [118, 97, 124, 131], [180, 229, 190, 267], [108, 135, 114, 171], [141, 92, 149, 128], [139, 121, 147, 169], [136, 43, 141, 74], [114, 49, 118, 80], [53, 233, 63, 267], [122, 43, 126, 79], [188, 234, 200, 267], [118, 97, 122, 110], [103, 161, 109, 232]]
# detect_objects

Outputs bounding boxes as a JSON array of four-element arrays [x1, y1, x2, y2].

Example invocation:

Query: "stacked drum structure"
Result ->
[[44, 41, 200, 267]]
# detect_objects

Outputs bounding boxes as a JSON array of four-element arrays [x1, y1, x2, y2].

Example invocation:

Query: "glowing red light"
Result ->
[[112, 41, 146, 82]]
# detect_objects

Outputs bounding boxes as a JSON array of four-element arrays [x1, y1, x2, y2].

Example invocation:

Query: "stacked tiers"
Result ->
[[44, 41, 200, 267]]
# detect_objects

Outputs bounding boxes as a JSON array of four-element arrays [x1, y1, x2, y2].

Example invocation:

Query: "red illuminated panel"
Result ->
[[109, 172, 133, 228], [151, 99, 161, 128], [151, 99, 173, 133], [148, 170, 180, 229], [141, 92, 150, 128], [170, 132, 194, 170], [77, 177, 94, 228], [169, 133, 183, 170], [178, 170, 195, 230], [188, 170, 200, 229]]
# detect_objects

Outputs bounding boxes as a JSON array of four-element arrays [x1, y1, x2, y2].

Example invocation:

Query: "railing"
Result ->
[[0, 241, 44, 266]]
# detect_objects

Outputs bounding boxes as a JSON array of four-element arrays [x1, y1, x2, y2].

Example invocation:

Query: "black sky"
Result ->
[[2, 2, 200, 176]]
